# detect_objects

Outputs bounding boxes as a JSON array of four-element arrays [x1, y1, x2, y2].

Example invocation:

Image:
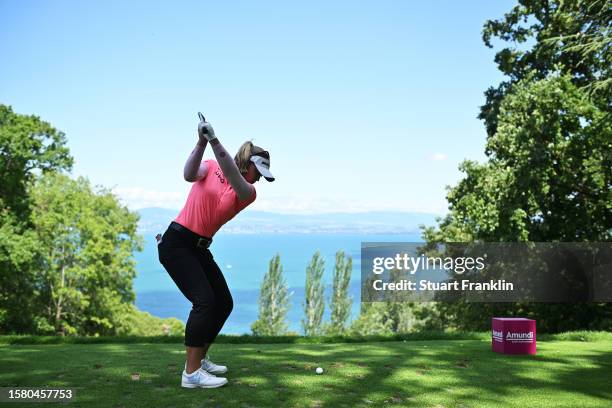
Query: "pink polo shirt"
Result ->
[[174, 160, 256, 238]]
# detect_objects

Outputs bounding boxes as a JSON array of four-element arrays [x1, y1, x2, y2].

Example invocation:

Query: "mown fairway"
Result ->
[[1, 339, 611, 407]]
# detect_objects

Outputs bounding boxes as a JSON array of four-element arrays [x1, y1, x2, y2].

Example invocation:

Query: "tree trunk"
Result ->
[[54, 247, 65, 336]]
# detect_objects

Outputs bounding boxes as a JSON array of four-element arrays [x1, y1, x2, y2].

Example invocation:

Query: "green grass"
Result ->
[[1, 337, 611, 407]]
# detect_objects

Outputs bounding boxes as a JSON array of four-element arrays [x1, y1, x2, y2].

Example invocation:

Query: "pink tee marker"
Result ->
[[492, 317, 536, 355]]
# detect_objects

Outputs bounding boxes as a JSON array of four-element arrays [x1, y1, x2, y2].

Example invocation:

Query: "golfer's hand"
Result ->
[[198, 121, 217, 143]]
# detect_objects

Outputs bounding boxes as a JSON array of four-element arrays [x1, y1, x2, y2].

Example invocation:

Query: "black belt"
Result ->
[[169, 222, 213, 249]]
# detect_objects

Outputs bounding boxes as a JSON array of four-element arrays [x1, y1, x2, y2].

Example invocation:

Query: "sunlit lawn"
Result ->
[[1, 339, 611, 407]]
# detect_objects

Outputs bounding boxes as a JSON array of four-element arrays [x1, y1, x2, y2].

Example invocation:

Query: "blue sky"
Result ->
[[1, 1, 510, 214]]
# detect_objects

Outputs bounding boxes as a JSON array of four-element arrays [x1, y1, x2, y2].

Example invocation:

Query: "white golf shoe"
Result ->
[[181, 368, 228, 389], [201, 356, 228, 375]]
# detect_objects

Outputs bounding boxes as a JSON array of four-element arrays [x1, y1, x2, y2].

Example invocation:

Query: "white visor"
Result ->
[[250, 155, 275, 182]]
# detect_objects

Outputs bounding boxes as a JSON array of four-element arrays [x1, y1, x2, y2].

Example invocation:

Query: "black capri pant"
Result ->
[[157, 223, 233, 347]]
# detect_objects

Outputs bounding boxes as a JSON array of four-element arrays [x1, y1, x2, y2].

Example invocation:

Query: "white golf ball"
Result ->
[[315, 367, 323, 374]]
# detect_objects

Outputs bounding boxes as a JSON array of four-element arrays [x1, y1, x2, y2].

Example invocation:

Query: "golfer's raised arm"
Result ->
[[183, 125, 210, 182], [210, 139, 254, 200]]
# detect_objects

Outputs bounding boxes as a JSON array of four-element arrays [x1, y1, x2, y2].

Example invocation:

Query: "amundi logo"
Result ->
[[506, 331, 534, 342]]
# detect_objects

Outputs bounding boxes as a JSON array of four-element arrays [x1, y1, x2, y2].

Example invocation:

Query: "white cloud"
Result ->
[[429, 153, 448, 161], [112, 187, 187, 210], [112, 188, 448, 215], [251, 194, 448, 215]]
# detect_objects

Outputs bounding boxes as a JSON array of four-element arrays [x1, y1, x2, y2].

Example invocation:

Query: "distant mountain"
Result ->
[[137, 207, 442, 234], [137, 208, 179, 234]]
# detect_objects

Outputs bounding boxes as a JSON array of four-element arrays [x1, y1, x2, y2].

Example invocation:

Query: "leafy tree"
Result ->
[[0, 104, 73, 333], [302, 251, 325, 336], [422, 74, 611, 332], [352, 268, 427, 336], [0, 104, 73, 213], [0, 105, 161, 336], [424, 74, 610, 244], [30, 172, 143, 335], [349, 303, 393, 336], [115, 305, 184, 336], [350, 302, 433, 336], [251, 254, 290, 336], [384, 268, 419, 333], [327, 251, 352, 335], [480, 0, 610, 137], [419, 0, 612, 332]]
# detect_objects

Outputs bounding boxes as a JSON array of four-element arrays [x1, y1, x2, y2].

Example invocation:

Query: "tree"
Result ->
[[0, 104, 73, 214], [426, 74, 610, 244], [328, 251, 352, 335], [480, 0, 610, 137], [419, 0, 612, 332], [352, 268, 428, 336], [422, 75, 611, 332], [302, 251, 325, 336], [0, 104, 73, 333], [115, 305, 184, 336], [30, 172, 143, 335], [349, 303, 393, 336], [251, 254, 290, 336]]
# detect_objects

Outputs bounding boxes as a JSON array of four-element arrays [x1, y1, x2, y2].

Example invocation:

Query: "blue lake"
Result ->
[[134, 232, 423, 334]]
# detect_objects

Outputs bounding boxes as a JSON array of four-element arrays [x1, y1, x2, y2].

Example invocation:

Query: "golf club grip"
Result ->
[[198, 112, 208, 134]]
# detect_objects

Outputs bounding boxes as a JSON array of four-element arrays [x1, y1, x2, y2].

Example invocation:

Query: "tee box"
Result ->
[[492, 317, 536, 355]]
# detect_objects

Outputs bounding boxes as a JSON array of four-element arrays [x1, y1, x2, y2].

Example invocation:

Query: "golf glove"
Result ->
[[198, 121, 217, 142]]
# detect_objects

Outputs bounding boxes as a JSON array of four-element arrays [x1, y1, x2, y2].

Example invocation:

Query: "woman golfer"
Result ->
[[157, 115, 274, 388]]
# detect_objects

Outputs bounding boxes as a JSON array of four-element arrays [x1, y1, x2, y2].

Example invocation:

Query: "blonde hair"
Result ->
[[234, 141, 269, 174]]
